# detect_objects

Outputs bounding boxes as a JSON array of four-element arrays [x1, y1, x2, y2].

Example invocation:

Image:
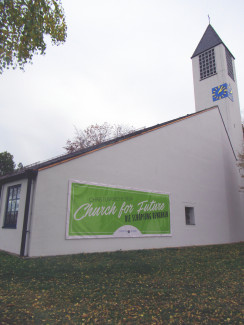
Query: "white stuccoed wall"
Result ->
[[192, 43, 243, 157], [27, 108, 243, 257]]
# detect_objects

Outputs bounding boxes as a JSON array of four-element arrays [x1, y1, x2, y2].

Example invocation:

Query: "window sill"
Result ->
[[2, 226, 17, 229], [200, 72, 217, 81]]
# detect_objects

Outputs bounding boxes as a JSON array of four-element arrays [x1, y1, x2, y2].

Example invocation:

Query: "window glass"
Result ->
[[185, 207, 195, 225], [9, 188, 13, 200], [3, 184, 21, 228]]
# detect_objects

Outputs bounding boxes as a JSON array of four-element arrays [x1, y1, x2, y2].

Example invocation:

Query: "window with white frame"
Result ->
[[185, 207, 195, 225], [3, 184, 21, 228]]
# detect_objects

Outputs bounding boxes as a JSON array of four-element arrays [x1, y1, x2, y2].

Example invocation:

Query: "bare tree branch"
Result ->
[[64, 123, 135, 153]]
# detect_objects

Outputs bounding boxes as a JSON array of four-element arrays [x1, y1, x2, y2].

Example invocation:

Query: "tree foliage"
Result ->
[[237, 125, 244, 173], [0, 151, 23, 176], [238, 145, 244, 174], [238, 152, 244, 169], [64, 123, 135, 153], [0, 151, 15, 176], [0, 0, 67, 73]]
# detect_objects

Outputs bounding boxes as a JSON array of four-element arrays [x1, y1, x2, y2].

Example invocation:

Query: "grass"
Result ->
[[0, 243, 243, 324]]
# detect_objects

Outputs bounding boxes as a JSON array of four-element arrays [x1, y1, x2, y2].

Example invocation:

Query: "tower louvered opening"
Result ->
[[199, 48, 216, 80], [225, 48, 234, 81]]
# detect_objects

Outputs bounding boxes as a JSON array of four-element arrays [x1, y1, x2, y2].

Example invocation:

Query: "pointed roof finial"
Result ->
[[191, 24, 235, 59], [208, 14, 211, 25]]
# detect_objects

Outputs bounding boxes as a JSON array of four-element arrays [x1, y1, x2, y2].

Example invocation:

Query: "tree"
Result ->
[[16, 162, 24, 171], [237, 123, 244, 189], [64, 123, 135, 153], [238, 143, 244, 172], [0, 0, 67, 73], [0, 151, 15, 176], [238, 151, 244, 169], [0, 151, 24, 176]]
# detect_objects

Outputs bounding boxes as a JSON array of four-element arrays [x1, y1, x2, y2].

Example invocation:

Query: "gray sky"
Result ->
[[1, 0, 244, 166]]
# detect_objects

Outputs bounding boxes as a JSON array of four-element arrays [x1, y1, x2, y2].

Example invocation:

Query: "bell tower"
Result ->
[[191, 24, 243, 156]]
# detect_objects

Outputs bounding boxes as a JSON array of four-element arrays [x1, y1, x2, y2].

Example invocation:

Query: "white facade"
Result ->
[[0, 25, 243, 257], [1, 107, 243, 257], [192, 36, 243, 157], [26, 108, 242, 257]]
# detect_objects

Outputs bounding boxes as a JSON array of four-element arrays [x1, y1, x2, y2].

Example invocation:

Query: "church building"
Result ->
[[0, 25, 243, 257]]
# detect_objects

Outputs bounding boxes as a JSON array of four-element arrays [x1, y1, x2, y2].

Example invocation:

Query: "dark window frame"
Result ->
[[185, 206, 195, 225], [3, 184, 21, 229]]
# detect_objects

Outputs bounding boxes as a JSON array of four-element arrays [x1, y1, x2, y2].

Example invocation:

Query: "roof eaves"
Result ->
[[0, 169, 38, 185]]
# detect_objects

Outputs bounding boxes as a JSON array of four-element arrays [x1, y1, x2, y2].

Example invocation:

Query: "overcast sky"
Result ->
[[1, 0, 244, 166]]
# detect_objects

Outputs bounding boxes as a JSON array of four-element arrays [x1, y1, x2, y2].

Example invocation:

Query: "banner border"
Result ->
[[66, 179, 171, 239]]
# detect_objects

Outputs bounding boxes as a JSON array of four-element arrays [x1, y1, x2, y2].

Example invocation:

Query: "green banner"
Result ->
[[67, 182, 170, 238]]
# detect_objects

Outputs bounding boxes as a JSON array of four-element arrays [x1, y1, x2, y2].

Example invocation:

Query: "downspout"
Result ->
[[20, 170, 37, 257], [0, 184, 2, 215]]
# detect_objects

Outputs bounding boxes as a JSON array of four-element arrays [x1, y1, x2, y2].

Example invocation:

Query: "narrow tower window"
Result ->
[[199, 48, 216, 80], [225, 48, 234, 81]]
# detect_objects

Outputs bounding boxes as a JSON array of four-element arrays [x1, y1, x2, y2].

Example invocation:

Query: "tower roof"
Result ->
[[191, 24, 234, 59]]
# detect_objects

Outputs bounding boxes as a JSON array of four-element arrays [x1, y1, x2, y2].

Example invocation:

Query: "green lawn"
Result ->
[[0, 243, 243, 324]]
